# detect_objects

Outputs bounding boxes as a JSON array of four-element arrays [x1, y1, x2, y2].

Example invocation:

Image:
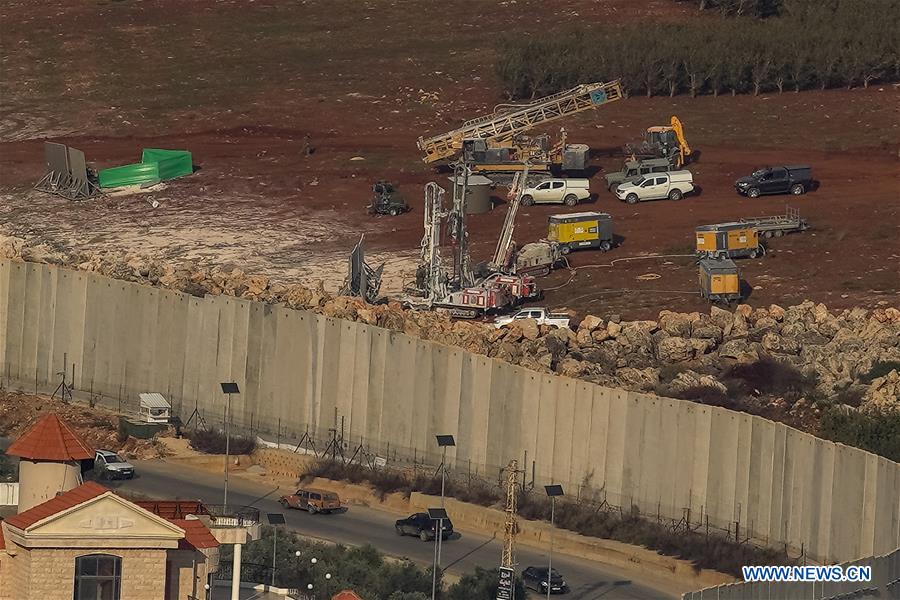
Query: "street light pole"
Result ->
[[544, 484, 564, 600], [433, 435, 455, 600], [220, 382, 240, 506]]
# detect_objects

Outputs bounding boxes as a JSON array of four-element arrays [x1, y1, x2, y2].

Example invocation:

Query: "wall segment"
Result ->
[[0, 259, 897, 563]]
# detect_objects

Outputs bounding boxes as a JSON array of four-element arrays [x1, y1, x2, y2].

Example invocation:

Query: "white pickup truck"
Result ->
[[521, 179, 590, 206], [615, 170, 694, 204], [494, 307, 571, 329]]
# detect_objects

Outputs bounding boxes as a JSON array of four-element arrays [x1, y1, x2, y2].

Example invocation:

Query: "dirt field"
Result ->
[[1, 0, 898, 319]]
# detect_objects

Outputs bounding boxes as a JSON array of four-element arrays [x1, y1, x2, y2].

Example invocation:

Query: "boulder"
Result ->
[[606, 321, 622, 338], [518, 319, 540, 340], [735, 304, 753, 319], [709, 305, 734, 336], [658, 310, 698, 337], [761, 332, 801, 355], [768, 304, 786, 321], [576, 327, 593, 347], [615, 367, 660, 391], [591, 329, 610, 344], [863, 369, 900, 410], [656, 337, 694, 363], [579, 315, 604, 332], [719, 338, 757, 361], [692, 324, 724, 342]]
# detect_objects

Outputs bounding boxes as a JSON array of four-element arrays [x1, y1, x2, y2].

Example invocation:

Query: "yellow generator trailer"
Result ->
[[548, 212, 614, 254], [699, 257, 742, 304], [695, 222, 764, 259]]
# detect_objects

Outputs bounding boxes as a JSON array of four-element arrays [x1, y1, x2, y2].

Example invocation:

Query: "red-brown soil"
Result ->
[[1, 0, 897, 319]]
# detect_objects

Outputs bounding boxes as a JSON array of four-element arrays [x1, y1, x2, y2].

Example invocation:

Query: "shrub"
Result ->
[[858, 360, 900, 384], [818, 407, 900, 462], [187, 428, 256, 455], [446, 566, 526, 600], [0, 450, 15, 482], [726, 357, 818, 401]]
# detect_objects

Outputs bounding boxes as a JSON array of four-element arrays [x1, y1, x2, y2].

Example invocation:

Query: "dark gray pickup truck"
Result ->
[[735, 165, 812, 198]]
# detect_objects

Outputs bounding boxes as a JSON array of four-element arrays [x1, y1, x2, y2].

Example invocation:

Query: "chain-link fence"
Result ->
[[0, 361, 808, 568]]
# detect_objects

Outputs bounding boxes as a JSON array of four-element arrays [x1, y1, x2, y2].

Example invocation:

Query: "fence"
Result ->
[[0, 482, 18, 506], [1, 259, 898, 564]]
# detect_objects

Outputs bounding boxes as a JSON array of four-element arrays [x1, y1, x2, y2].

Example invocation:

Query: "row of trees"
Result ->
[[496, 3, 899, 99]]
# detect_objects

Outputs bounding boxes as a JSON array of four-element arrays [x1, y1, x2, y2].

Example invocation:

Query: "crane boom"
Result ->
[[418, 80, 624, 164], [490, 165, 528, 271]]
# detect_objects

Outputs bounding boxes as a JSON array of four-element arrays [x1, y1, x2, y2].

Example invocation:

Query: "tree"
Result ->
[[446, 567, 526, 600]]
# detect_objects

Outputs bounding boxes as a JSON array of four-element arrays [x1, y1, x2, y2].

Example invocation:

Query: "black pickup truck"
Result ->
[[735, 165, 812, 198]]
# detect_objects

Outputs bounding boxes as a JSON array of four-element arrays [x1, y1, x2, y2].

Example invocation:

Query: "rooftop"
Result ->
[[5, 413, 94, 461], [4, 481, 107, 530]]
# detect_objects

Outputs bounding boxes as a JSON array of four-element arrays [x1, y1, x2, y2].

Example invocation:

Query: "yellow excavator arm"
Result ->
[[418, 80, 624, 164], [670, 116, 692, 163]]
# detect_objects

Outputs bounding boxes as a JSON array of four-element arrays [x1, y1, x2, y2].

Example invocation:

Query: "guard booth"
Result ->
[[138, 393, 172, 424], [699, 258, 742, 304]]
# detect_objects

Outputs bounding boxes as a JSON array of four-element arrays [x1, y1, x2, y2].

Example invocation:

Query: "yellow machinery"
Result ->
[[699, 257, 742, 304], [628, 115, 692, 167], [417, 80, 624, 177], [695, 222, 764, 259], [548, 212, 614, 253]]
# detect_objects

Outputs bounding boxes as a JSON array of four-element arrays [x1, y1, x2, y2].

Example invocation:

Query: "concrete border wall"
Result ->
[[1, 260, 898, 563]]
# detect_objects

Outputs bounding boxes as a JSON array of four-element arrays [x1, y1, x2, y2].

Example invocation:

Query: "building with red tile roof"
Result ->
[[5, 413, 94, 461], [332, 591, 364, 600], [0, 414, 223, 600], [0, 481, 219, 600]]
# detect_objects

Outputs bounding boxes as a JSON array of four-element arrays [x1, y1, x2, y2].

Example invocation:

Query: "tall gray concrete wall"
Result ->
[[1, 260, 898, 563]]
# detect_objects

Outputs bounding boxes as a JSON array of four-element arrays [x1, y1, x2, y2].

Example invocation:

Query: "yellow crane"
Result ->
[[417, 80, 624, 179]]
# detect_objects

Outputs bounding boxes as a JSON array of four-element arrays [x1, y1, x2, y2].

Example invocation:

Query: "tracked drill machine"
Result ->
[[410, 167, 537, 319], [417, 80, 624, 184]]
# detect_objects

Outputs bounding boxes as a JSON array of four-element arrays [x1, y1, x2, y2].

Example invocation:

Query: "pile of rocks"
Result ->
[[3, 236, 898, 414]]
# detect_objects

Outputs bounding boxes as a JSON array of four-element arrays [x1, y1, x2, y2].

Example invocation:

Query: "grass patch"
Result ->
[[818, 407, 900, 462], [187, 428, 256, 455]]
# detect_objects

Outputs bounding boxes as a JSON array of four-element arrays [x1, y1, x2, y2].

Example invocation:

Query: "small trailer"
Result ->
[[739, 206, 809, 239], [699, 258, 743, 304]]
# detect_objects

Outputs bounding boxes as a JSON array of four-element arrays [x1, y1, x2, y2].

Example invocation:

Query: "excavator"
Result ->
[[417, 80, 624, 182], [625, 116, 692, 168]]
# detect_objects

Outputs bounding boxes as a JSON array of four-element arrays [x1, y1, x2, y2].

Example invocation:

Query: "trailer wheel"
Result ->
[[564, 194, 578, 206], [750, 248, 759, 259], [521, 195, 534, 206], [790, 183, 805, 195], [560, 245, 571, 255], [764, 231, 774, 239], [389, 207, 400, 216], [600, 240, 612, 252], [774, 230, 783, 237], [747, 188, 761, 198]]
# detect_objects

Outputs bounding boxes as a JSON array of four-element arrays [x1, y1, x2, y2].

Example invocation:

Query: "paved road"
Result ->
[[108, 459, 677, 599]]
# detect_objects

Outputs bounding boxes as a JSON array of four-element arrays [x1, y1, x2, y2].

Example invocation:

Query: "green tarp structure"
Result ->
[[98, 148, 193, 188]]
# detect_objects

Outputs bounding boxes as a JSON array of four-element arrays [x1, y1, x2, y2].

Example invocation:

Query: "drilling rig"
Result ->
[[410, 168, 538, 319], [417, 80, 624, 183]]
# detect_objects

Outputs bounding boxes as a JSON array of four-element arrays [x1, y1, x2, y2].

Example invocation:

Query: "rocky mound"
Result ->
[[3, 235, 898, 426]]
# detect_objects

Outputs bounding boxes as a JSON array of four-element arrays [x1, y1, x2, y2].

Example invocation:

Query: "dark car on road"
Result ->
[[395, 512, 454, 541], [735, 165, 812, 198], [522, 566, 569, 594]]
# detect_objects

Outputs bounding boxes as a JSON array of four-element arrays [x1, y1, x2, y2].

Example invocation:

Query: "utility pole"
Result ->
[[498, 459, 519, 600]]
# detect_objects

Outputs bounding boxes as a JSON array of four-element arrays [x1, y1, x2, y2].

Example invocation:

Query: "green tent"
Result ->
[[98, 148, 193, 188]]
